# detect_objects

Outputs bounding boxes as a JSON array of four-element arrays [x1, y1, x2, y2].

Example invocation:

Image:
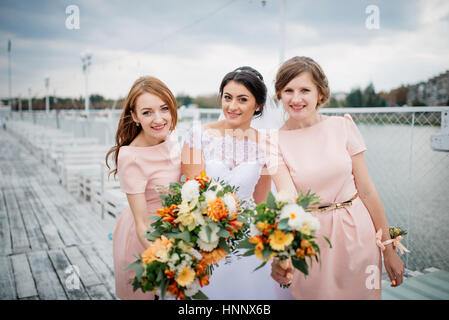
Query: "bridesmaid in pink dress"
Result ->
[[106, 77, 181, 300], [270, 57, 405, 299]]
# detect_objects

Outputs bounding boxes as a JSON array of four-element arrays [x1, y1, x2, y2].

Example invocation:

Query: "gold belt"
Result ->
[[310, 193, 358, 213]]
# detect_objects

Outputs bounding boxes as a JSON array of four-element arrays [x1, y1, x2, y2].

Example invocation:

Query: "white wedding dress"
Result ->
[[185, 124, 283, 300]]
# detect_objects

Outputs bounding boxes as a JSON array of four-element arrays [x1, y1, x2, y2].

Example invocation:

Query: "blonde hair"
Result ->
[[105, 76, 178, 177], [275, 56, 330, 109]]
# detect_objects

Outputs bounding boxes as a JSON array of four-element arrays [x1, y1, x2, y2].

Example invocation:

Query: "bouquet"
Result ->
[[376, 226, 410, 255], [127, 170, 251, 299], [238, 190, 331, 283], [126, 236, 210, 300]]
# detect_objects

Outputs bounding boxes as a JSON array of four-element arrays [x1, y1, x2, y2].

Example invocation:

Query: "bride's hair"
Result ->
[[219, 66, 267, 118], [105, 76, 178, 178]]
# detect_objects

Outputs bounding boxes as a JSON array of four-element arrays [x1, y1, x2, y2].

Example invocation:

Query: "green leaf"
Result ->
[[160, 274, 168, 300], [236, 238, 255, 249], [218, 238, 230, 253], [262, 246, 272, 261], [323, 235, 332, 248], [180, 175, 187, 183], [266, 192, 276, 209], [156, 268, 164, 283], [205, 225, 212, 242], [192, 290, 209, 300], [253, 261, 267, 272], [166, 231, 191, 242], [124, 262, 144, 282], [291, 257, 309, 276], [241, 249, 255, 257], [277, 218, 289, 230], [217, 228, 230, 238]]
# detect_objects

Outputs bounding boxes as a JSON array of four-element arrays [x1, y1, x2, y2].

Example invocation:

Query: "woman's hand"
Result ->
[[270, 258, 293, 286], [383, 247, 405, 287], [136, 222, 152, 250]]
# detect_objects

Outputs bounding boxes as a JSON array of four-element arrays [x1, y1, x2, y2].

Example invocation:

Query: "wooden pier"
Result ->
[[1, 128, 448, 300], [0, 130, 117, 300]]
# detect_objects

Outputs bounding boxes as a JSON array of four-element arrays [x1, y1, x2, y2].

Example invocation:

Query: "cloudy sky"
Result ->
[[0, 0, 448, 101]]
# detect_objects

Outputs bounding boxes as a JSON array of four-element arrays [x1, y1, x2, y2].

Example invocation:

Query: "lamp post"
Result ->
[[80, 50, 92, 117], [7, 39, 12, 109], [45, 76, 50, 113], [28, 88, 32, 112], [279, 0, 286, 65]]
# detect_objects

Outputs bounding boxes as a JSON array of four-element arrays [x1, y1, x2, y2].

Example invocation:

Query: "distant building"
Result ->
[[407, 70, 449, 106]]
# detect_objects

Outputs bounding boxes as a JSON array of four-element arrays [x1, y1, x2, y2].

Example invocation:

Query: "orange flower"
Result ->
[[156, 204, 179, 225], [195, 263, 206, 277], [199, 274, 210, 287], [296, 248, 306, 259], [249, 235, 265, 251], [164, 269, 175, 279], [256, 220, 274, 236], [300, 239, 312, 249], [194, 170, 211, 189], [226, 219, 243, 237], [141, 236, 173, 264], [306, 246, 316, 256], [207, 198, 229, 221], [166, 280, 185, 299], [200, 248, 227, 266]]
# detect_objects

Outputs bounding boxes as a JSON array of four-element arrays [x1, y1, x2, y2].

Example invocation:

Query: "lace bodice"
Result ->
[[185, 125, 269, 200]]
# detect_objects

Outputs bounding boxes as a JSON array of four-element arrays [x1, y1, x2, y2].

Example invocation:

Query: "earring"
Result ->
[[136, 122, 140, 127]]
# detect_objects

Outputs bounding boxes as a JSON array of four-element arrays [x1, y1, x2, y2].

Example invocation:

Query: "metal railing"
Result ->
[[7, 106, 449, 272]]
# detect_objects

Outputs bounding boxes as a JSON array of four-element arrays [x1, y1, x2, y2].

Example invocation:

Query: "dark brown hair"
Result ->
[[219, 66, 267, 117]]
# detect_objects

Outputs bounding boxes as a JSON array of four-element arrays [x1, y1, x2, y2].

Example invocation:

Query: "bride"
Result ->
[[181, 66, 294, 299]]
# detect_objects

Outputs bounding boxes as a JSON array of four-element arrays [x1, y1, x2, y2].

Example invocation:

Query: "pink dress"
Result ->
[[112, 134, 181, 300], [277, 114, 381, 300]]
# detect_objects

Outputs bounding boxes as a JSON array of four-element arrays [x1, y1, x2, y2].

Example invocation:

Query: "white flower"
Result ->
[[184, 279, 200, 297], [197, 238, 219, 252], [203, 190, 217, 203], [223, 193, 237, 215], [280, 203, 307, 231], [192, 209, 206, 226], [197, 224, 220, 251], [275, 190, 296, 204], [249, 223, 261, 237], [181, 180, 200, 202], [300, 213, 320, 235]]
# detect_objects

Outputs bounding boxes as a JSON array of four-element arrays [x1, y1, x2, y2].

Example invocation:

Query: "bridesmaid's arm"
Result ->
[[253, 172, 271, 204], [126, 193, 153, 249], [352, 152, 405, 286], [181, 142, 204, 178]]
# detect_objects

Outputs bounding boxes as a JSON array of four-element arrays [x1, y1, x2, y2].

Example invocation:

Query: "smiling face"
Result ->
[[131, 92, 172, 145], [221, 80, 258, 129], [280, 72, 323, 122]]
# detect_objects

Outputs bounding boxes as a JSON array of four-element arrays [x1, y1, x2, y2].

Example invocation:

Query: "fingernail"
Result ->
[[391, 280, 396, 286]]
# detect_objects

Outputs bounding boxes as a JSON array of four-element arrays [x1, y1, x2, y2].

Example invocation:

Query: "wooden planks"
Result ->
[[0, 129, 118, 300], [11, 253, 38, 299], [28, 250, 67, 300], [0, 256, 16, 299], [0, 190, 12, 256], [3, 189, 30, 253]]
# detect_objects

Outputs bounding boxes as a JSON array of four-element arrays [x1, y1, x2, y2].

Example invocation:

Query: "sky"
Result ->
[[0, 0, 448, 101]]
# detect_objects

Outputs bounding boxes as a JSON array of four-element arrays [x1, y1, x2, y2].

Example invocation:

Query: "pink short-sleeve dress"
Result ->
[[112, 134, 181, 300], [278, 114, 382, 300]]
